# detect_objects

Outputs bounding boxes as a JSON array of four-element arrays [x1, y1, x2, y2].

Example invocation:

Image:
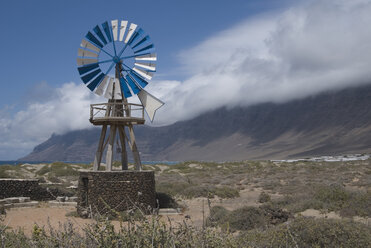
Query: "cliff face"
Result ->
[[20, 84, 371, 162]]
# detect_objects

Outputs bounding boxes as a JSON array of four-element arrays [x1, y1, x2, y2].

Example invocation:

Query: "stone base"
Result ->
[[77, 171, 156, 217]]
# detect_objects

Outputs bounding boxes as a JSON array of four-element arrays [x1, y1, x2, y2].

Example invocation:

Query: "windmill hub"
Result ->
[[113, 56, 120, 63]]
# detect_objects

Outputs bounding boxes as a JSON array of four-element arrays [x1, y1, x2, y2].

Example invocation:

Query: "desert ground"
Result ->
[[1, 156, 370, 246]]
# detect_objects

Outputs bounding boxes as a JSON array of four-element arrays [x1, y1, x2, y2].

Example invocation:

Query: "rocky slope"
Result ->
[[20, 84, 371, 162]]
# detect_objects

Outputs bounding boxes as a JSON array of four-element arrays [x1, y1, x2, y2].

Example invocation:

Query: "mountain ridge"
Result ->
[[20, 84, 371, 162]]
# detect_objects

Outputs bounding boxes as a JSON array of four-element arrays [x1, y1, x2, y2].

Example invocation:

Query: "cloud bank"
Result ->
[[153, 0, 371, 124], [0, 82, 101, 159], [2, 0, 371, 159]]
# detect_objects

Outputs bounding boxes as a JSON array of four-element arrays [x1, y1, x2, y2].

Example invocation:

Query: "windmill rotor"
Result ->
[[77, 19, 163, 121]]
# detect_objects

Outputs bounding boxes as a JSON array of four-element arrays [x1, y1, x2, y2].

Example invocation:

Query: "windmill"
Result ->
[[77, 19, 163, 171]]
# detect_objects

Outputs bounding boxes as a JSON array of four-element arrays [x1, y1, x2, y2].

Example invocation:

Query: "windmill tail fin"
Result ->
[[138, 89, 164, 122]]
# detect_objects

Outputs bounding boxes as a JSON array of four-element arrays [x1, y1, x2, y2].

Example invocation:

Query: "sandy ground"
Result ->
[[2, 187, 265, 234], [4, 206, 93, 234]]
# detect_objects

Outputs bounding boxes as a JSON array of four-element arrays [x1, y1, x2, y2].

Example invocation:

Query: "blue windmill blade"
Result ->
[[77, 58, 98, 66], [128, 28, 144, 46], [129, 71, 149, 88], [133, 67, 153, 80], [102, 21, 112, 42], [81, 68, 101, 84], [119, 77, 132, 98], [132, 35, 151, 49], [134, 62, 156, 72], [124, 23, 137, 43], [93, 25, 107, 45], [87, 73, 105, 91], [134, 53, 157, 61], [78, 48, 98, 58], [78, 63, 99, 75], [134, 44, 154, 54], [125, 74, 141, 94], [119, 20, 128, 42], [85, 31, 103, 48], [80, 39, 101, 53]]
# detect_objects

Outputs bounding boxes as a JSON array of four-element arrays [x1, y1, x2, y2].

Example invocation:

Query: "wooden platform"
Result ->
[[89, 116, 145, 125]]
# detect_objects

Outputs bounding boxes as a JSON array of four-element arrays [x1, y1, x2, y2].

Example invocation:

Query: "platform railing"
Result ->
[[90, 102, 144, 121]]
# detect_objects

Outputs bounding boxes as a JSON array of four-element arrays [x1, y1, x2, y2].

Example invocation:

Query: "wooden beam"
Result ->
[[105, 125, 117, 171], [127, 124, 142, 171], [93, 125, 107, 171], [118, 126, 128, 170]]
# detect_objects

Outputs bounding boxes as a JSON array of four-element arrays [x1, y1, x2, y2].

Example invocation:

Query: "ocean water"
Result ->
[[0, 160, 179, 166]]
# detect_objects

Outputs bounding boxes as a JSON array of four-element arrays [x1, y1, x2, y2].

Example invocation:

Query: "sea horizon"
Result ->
[[0, 160, 179, 166]]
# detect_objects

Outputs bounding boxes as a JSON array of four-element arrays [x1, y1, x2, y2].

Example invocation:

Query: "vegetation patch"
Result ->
[[241, 217, 371, 248], [36, 162, 79, 177], [207, 204, 290, 231]]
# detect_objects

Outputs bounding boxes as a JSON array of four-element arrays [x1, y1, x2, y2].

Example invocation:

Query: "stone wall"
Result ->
[[0, 179, 54, 201], [77, 171, 156, 217]]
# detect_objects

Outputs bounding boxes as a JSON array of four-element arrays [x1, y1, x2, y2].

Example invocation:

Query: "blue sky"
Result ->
[[0, 0, 294, 109], [1, 0, 371, 159]]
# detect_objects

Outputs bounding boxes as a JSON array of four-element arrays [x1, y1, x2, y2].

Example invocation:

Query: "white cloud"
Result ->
[[0, 82, 101, 159], [152, 0, 371, 124]]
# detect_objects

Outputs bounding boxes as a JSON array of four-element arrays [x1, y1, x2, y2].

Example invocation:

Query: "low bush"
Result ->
[[37, 163, 79, 177], [258, 191, 271, 203], [0, 165, 22, 178], [314, 184, 350, 211], [1, 217, 240, 247], [214, 186, 239, 198], [208, 204, 290, 231], [156, 182, 239, 199], [241, 217, 371, 248], [206, 206, 229, 227], [340, 190, 371, 217]]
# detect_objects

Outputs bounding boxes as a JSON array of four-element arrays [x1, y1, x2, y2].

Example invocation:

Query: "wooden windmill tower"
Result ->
[[77, 19, 163, 171]]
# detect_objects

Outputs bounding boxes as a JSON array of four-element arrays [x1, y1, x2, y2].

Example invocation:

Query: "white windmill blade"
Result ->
[[111, 20, 118, 41], [134, 62, 156, 71], [80, 39, 101, 53], [135, 53, 157, 61], [124, 23, 137, 43], [138, 89, 164, 122], [77, 58, 98, 66], [133, 67, 153, 80], [113, 78, 123, 99], [78, 48, 99, 58], [119, 20, 128, 42], [104, 77, 114, 99], [95, 76, 109, 96]]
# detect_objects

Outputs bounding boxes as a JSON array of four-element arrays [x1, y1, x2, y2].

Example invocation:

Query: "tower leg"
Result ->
[[128, 124, 142, 171], [93, 125, 107, 171], [106, 125, 117, 171], [118, 126, 128, 170]]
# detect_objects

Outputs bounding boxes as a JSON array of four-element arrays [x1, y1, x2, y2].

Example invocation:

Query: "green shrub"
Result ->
[[241, 217, 371, 248], [314, 184, 350, 211], [156, 182, 238, 199], [340, 190, 371, 217], [228, 206, 268, 231], [37, 163, 79, 177], [206, 206, 229, 227], [208, 204, 290, 232], [156, 182, 190, 197], [258, 191, 271, 203], [0, 165, 22, 178], [182, 185, 214, 198], [214, 186, 239, 198]]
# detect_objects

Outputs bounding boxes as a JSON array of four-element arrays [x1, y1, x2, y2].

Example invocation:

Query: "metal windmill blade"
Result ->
[[77, 19, 163, 122]]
